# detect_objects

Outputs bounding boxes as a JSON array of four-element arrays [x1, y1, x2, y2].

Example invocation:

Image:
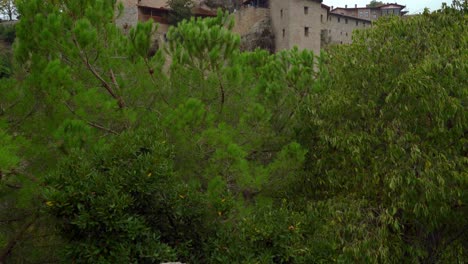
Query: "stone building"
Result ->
[[241, 0, 406, 54], [324, 10, 370, 46], [116, 0, 405, 55], [116, 0, 216, 43], [331, 3, 407, 21], [269, 0, 322, 53]]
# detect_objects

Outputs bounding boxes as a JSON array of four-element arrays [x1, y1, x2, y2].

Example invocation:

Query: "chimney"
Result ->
[[355, 4, 357, 8], [345, 5, 347, 8], [331, 5, 333, 9]]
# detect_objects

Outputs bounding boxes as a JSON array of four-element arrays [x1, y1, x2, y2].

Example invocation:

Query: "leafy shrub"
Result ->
[[44, 129, 220, 263], [0, 24, 15, 44]]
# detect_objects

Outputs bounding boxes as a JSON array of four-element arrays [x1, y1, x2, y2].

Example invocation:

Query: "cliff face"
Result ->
[[240, 17, 274, 52], [232, 7, 274, 53]]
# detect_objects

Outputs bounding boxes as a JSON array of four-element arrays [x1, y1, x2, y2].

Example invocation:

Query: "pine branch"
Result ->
[[142, 58, 170, 107], [71, 35, 126, 109], [0, 214, 37, 263], [64, 102, 119, 135]]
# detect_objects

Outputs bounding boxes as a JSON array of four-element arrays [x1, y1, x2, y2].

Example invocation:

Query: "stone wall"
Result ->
[[288, 0, 322, 55], [270, 0, 290, 52], [232, 6, 269, 36], [232, 6, 273, 52], [325, 14, 368, 45], [116, 0, 138, 33], [270, 0, 323, 55]]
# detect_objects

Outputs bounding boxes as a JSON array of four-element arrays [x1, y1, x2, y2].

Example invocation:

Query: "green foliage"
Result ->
[[44, 130, 183, 262], [367, 0, 384, 8], [0, 24, 14, 78], [0, 23, 15, 43], [1, 0, 466, 263], [210, 201, 312, 263], [167, 0, 194, 25], [297, 3, 468, 262], [0, 121, 19, 175], [0, 51, 12, 78]]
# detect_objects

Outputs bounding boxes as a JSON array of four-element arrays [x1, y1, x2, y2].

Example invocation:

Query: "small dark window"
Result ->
[[338, 17, 341, 23], [305, 27, 309, 37], [141, 7, 151, 15], [346, 32, 348, 36], [328, 29, 331, 33], [280, 9, 283, 18], [345, 18, 348, 24], [282, 29, 285, 38], [304, 6, 308, 15], [340, 31, 342, 35], [321, 14, 323, 22]]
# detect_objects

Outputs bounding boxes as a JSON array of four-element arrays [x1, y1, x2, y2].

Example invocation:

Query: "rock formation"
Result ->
[[239, 16, 275, 53]]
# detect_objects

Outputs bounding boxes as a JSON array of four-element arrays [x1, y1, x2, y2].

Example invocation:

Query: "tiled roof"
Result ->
[[137, 0, 215, 16]]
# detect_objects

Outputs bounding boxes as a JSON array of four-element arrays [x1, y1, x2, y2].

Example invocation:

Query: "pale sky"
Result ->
[[323, 0, 448, 14]]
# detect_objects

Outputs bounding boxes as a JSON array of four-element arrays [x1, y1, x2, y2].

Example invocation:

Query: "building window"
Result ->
[[282, 29, 285, 38], [345, 18, 348, 24], [365, 11, 369, 17], [328, 29, 331, 33], [346, 32, 348, 36], [280, 9, 283, 18], [340, 31, 342, 35], [305, 27, 309, 37], [321, 14, 323, 22], [141, 7, 151, 15], [373, 14, 377, 18], [338, 17, 340, 23], [304, 6, 308, 15]]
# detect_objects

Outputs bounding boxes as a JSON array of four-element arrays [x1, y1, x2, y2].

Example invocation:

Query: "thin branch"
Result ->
[[216, 71, 225, 114], [64, 102, 118, 135], [71, 35, 125, 109], [143, 58, 170, 107], [5, 183, 22, 189], [0, 99, 21, 116], [10, 102, 38, 129], [0, 214, 37, 263], [0, 215, 32, 224], [109, 69, 126, 108]]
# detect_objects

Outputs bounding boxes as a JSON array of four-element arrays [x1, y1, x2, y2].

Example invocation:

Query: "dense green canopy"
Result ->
[[0, 0, 466, 263]]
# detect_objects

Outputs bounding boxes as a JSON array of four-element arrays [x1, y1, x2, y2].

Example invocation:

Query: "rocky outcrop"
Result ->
[[239, 16, 274, 53]]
